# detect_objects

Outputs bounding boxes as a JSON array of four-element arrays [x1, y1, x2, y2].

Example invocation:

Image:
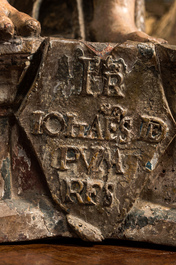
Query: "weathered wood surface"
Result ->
[[0, 37, 176, 247]]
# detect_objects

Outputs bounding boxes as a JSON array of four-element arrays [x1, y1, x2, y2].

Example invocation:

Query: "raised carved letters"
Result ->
[[79, 54, 127, 97], [30, 50, 169, 212], [31, 109, 167, 144], [51, 145, 124, 174], [57, 49, 128, 98], [59, 177, 114, 207], [140, 115, 168, 143]]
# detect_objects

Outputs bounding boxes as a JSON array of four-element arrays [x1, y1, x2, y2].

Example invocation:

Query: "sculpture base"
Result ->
[[0, 37, 176, 246]]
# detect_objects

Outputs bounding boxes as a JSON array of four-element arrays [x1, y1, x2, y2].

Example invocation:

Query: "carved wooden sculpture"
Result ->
[[0, 0, 176, 247], [1, 0, 167, 43]]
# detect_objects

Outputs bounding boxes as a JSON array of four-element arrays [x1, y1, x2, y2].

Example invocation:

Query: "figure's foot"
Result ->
[[90, 0, 167, 44], [90, 26, 167, 44], [0, 0, 41, 40], [125, 31, 167, 44]]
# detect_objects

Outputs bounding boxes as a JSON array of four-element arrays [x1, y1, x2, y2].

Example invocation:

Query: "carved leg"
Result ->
[[0, 0, 41, 40], [90, 0, 167, 43]]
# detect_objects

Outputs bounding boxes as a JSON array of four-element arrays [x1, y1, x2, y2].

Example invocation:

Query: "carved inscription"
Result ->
[[31, 111, 167, 210], [57, 50, 127, 98], [30, 108, 168, 209], [140, 115, 167, 143], [31, 105, 133, 143], [29, 50, 169, 211], [31, 107, 167, 144], [59, 178, 114, 207], [51, 146, 124, 174], [79, 54, 127, 97]]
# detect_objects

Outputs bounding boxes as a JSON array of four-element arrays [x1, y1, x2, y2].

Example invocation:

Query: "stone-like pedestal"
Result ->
[[0, 37, 176, 246]]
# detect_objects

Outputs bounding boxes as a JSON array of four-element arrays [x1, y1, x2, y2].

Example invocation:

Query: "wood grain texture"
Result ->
[[0, 239, 176, 265]]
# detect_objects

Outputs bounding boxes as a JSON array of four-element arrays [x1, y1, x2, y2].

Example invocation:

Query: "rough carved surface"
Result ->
[[0, 38, 176, 246]]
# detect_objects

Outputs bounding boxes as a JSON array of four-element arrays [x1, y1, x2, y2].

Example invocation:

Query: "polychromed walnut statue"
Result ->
[[0, 0, 176, 247]]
